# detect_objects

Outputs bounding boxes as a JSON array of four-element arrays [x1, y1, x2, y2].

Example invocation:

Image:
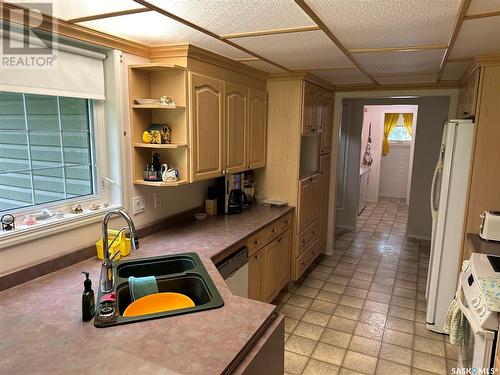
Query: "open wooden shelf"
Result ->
[[133, 143, 188, 149], [132, 104, 185, 110], [129, 63, 186, 72], [133, 179, 189, 187]]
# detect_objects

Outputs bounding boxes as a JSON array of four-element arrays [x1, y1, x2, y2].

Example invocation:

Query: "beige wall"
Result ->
[[0, 52, 210, 276]]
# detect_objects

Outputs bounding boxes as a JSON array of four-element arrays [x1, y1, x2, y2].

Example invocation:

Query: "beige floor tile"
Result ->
[[364, 301, 390, 314], [328, 316, 358, 333], [413, 336, 446, 357], [354, 322, 384, 340], [334, 305, 361, 321], [332, 268, 354, 277], [339, 295, 365, 309], [302, 277, 326, 289], [411, 368, 442, 375], [348, 335, 381, 357], [295, 286, 320, 298], [445, 342, 458, 360], [320, 328, 352, 349], [280, 304, 307, 320], [311, 343, 346, 366], [302, 359, 340, 375], [359, 311, 387, 326], [344, 287, 369, 299], [349, 279, 372, 290], [314, 264, 333, 274], [386, 316, 415, 334], [284, 350, 309, 375], [391, 295, 417, 310], [379, 342, 413, 366], [322, 282, 347, 294], [285, 317, 299, 333], [285, 333, 290, 342], [389, 305, 416, 321], [383, 328, 414, 348], [287, 294, 314, 309], [414, 311, 426, 324], [293, 321, 325, 341], [414, 323, 444, 341], [339, 368, 366, 375], [412, 351, 447, 374], [309, 299, 337, 314], [366, 291, 391, 304], [276, 291, 292, 303], [342, 350, 378, 374], [393, 287, 417, 299], [309, 270, 330, 281], [302, 310, 331, 327], [316, 290, 342, 304], [351, 271, 374, 282], [375, 359, 411, 375], [285, 334, 317, 357]]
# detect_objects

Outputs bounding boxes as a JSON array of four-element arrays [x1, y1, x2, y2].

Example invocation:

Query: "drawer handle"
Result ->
[[254, 240, 258, 245], [312, 231, 316, 235], [272, 229, 276, 233], [285, 220, 289, 224], [302, 240, 306, 244]]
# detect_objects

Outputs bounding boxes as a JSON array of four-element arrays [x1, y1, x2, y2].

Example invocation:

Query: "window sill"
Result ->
[[0, 204, 121, 250]]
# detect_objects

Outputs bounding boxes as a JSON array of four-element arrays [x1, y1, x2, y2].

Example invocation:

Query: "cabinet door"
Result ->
[[190, 73, 224, 181], [297, 177, 313, 233], [276, 228, 291, 289], [315, 89, 327, 134], [302, 82, 317, 134], [320, 93, 334, 154], [248, 249, 264, 301], [319, 155, 331, 249], [263, 238, 279, 302], [248, 88, 267, 169], [225, 82, 248, 174], [310, 174, 321, 223]]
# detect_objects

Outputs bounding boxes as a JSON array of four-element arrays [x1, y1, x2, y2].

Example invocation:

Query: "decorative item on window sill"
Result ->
[[1, 214, 15, 231], [144, 152, 163, 181], [71, 204, 83, 214], [142, 123, 172, 144], [90, 203, 101, 210], [159, 96, 175, 106], [23, 215, 37, 226], [161, 164, 180, 183]]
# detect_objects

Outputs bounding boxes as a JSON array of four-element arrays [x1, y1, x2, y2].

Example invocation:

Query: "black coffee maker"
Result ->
[[228, 188, 247, 214]]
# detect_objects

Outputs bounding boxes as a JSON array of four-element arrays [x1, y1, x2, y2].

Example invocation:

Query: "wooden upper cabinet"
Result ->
[[248, 88, 267, 169], [457, 69, 480, 118], [315, 89, 327, 134], [302, 81, 317, 134], [320, 93, 334, 155], [225, 82, 248, 174], [190, 73, 224, 181]]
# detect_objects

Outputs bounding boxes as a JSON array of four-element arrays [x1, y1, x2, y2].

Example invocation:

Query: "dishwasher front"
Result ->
[[216, 246, 248, 298]]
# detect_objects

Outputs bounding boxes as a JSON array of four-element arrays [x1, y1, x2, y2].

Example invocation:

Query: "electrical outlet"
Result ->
[[153, 192, 162, 209], [132, 196, 145, 215]]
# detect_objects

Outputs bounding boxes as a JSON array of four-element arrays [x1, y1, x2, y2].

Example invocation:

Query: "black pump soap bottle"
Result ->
[[81, 271, 95, 322]]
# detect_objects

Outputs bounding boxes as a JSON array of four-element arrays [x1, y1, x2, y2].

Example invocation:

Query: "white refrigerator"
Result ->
[[425, 119, 475, 333]]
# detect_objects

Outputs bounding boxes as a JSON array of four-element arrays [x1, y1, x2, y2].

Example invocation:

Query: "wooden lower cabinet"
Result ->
[[277, 229, 291, 289], [262, 237, 279, 302], [248, 250, 264, 301]]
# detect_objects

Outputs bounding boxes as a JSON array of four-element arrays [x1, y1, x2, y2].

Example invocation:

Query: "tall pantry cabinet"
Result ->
[[257, 75, 334, 280]]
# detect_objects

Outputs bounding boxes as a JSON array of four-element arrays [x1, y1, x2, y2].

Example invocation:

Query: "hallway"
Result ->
[[279, 198, 456, 374]]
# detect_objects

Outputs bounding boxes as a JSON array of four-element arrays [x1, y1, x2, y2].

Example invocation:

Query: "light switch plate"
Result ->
[[132, 196, 145, 215]]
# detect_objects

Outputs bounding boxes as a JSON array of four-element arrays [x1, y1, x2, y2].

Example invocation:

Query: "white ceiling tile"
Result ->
[[147, 0, 316, 35], [353, 49, 445, 75], [240, 60, 287, 74], [441, 61, 473, 80], [81, 12, 252, 60], [233, 30, 351, 69], [450, 17, 500, 58], [306, 0, 461, 49], [467, 0, 500, 15], [376, 74, 437, 85], [309, 68, 372, 85]]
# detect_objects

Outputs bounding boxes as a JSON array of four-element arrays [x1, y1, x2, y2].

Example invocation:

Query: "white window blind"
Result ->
[[0, 31, 106, 100]]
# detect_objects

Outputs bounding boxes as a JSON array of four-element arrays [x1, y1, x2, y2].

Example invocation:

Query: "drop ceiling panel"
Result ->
[[467, 0, 500, 15], [234, 31, 351, 69], [240, 60, 287, 74], [353, 49, 445, 75], [309, 68, 372, 85], [450, 17, 500, 58], [82, 12, 252, 60], [442, 61, 472, 80], [376, 74, 437, 85], [306, 0, 461, 49], [147, 0, 316, 35]]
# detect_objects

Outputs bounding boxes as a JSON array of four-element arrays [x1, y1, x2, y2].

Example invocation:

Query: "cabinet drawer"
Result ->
[[246, 229, 268, 256], [296, 240, 318, 279], [266, 212, 293, 242], [297, 219, 319, 257]]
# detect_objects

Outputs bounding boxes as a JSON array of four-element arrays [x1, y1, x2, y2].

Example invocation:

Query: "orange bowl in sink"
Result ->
[[123, 292, 195, 317]]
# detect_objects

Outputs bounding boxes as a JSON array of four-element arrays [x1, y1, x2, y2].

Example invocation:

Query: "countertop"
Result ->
[[467, 233, 500, 257], [0, 204, 294, 374]]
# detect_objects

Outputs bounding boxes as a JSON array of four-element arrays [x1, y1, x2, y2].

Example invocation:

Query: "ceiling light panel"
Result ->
[[305, 0, 461, 49], [81, 12, 253, 60], [376, 74, 437, 85], [234, 31, 351, 70], [353, 49, 445, 75], [146, 0, 316, 35], [441, 61, 472, 80], [467, 0, 500, 15], [240, 60, 288, 74], [309, 68, 372, 85], [450, 17, 500, 58]]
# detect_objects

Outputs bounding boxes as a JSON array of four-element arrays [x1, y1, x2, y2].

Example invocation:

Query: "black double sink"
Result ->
[[94, 253, 224, 328]]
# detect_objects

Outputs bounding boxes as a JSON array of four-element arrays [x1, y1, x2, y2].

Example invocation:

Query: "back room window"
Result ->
[[0, 92, 96, 212]]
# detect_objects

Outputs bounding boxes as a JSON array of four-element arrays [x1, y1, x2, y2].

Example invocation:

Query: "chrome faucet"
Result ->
[[100, 209, 139, 293]]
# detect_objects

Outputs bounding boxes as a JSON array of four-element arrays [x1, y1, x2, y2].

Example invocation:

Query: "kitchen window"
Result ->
[[388, 114, 413, 142], [0, 92, 96, 212]]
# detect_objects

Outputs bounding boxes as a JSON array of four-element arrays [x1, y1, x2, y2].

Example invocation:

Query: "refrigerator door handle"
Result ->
[[430, 159, 442, 219]]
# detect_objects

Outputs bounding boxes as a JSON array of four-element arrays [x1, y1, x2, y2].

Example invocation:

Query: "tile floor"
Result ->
[[277, 198, 457, 375]]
